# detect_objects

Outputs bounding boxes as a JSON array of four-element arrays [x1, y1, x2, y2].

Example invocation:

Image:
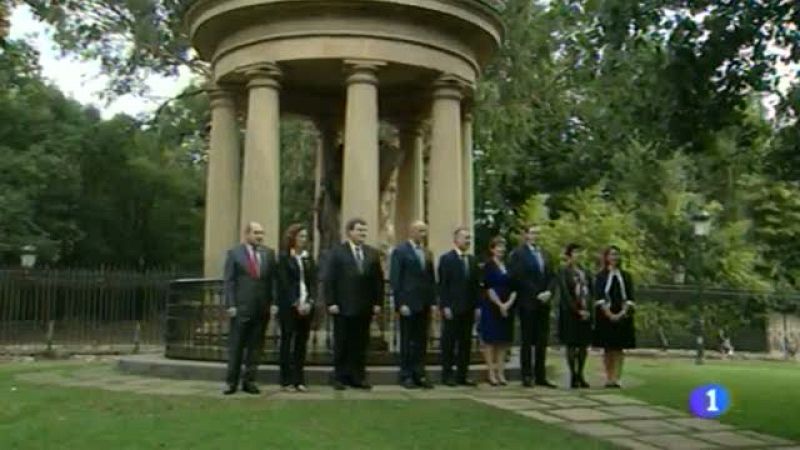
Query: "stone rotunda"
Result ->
[[126, 0, 509, 379], [195, 0, 505, 277]]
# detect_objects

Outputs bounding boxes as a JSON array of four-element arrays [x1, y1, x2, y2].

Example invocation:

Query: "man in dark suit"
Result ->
[[222, 221, 278, 395], [390, 220, 436, 389], [438, 226, 481, 387], [509, 224, 556, 388], [324, 217, 384, 390]]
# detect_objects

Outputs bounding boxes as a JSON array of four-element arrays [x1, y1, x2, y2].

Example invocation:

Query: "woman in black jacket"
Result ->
[[278, 223, 317, 391], [593, 245, 636, 388], [556, 243, 593, 389]]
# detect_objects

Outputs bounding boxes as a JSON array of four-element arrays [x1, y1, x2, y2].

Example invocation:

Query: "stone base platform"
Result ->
[[117, 354, 531, 385]]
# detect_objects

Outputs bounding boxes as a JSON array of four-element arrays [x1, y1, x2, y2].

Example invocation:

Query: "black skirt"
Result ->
[[558, 308, 593, 346], [593, 305, 636, 349]]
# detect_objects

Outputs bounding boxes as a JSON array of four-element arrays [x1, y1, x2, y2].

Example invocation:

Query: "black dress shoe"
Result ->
[[578, 378, 590, 389], [535, 380, 557, 389], [223, 385, 237, 395], [352, 382, 372, 390], [605, 382, 621, 389], [242, 383, 261, 395], [444, 379, 458, 387], [522, 378, 533, 388], [458, 379, 478, 387], [570, 378, 579, 389], [332, 380, 347, 391]]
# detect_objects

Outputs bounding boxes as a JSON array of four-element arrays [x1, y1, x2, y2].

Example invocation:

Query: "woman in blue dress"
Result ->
[[479, 236, 517, 386]]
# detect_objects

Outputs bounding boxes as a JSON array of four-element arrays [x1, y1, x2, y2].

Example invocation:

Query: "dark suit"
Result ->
[[390, 241, 436, 383], [509, 244, 554, 383], [277, 251, 317, 386], [324, 241, 384, 385], [438, 249, 480, 383], [223, 243, 277, 387]]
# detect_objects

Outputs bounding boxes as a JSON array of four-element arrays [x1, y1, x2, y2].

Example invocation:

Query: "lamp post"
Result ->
[[20, 245, 37, 269], [691, 210, 711, 365]]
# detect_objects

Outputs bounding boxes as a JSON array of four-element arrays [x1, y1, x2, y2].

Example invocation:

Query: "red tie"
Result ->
[[247, 247, 260, 279]]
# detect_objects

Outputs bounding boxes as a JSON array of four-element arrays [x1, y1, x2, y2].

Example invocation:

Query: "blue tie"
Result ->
[[531, 246, 543, 272]]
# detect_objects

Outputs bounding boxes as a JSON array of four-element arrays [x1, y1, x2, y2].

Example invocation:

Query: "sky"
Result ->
[[7, 4, 797, 120], [8, 5, 195, 120]]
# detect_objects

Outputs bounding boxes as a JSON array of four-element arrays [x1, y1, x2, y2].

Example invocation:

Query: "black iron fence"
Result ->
[[2, 267, 799, 359], [630, 285, 800, 358], [164, 278, 477, 365], [0, 269, 174, 351]]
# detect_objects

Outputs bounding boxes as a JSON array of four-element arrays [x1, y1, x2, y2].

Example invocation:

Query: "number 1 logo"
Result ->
[[690, 384, 730, 419], [706, 388, 719, 412]]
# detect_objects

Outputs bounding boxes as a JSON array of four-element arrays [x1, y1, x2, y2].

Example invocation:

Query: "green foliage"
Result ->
[[0, 40, 204, 269], [4, 0, 799, 286], [20, 0, 203, 96], [743, 176, 800, 286], [518, 186, 659, 283], [280, 118, 317, 234]]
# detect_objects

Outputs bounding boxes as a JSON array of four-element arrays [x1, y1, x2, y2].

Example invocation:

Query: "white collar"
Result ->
[[603, 269, 628, 300]]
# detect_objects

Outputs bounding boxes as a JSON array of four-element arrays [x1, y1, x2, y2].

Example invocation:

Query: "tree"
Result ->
[[0, 40, 89, 263], [18, 0, 203, 96]]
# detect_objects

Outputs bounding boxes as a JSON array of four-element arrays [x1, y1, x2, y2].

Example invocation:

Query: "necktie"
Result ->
[[461, 254, 469, 277], [247, 246, 260, 278], [355, 245, 364, 272], [415, 245, 425, 268], [532, 246, 544, 272]]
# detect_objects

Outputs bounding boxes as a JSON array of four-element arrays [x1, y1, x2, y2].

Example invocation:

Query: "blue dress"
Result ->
[[478, 260, 515, 344]]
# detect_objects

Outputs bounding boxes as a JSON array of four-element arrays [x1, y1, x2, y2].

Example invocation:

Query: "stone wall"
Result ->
[[766, 312, 800, 358]]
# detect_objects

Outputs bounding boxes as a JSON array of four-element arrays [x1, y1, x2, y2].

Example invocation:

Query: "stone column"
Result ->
[[462, 111, 475, 251], [203, 86, 241, 278], [428, 75, 464, 262], [240, 64, 282, 250], [394, 122, 425, 243], [341, 61, 382, 244]]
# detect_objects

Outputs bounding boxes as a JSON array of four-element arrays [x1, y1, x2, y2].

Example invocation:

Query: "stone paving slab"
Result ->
[[647, 405, 687, 417], [472, 398, 550, 410], [567, 422, 636, 438], [608, 437, 664, 450], [694, 431, 770, 447], [406, 391, 470, 400], [514, 409, 565, 424], [620, 419, 690, 435], [586, 394, 647, 406], [130, 386, 204, 396], [534, 396, 601, 408], [270, 392, 338, 401], [637, 433, 721, 449], [735, 431, 796, 446], [469, 388, 535, 398], [597, 405, 669, 419], [667, 418, 735, 432], [549, 407, 618, 422]]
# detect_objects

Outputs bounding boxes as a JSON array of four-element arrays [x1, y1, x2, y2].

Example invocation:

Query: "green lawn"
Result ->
[[622, 358, 800, 441], [0, 363, 613, 450]]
